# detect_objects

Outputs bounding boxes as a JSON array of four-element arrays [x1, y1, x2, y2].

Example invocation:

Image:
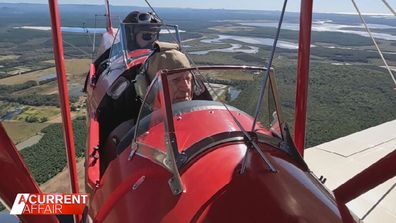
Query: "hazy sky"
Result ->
[[0, 0, 395, 14]]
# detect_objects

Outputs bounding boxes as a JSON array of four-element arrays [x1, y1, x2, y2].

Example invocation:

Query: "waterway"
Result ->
[[239, 20, 396, 41]]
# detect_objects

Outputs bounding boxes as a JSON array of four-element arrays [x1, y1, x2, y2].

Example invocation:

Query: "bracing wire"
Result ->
[[251, 0, 288, 131], [351, 0, 396, 88], [82, 22, 94, 48], [62, 39, 91, 57], [381, 0, 396, 16]]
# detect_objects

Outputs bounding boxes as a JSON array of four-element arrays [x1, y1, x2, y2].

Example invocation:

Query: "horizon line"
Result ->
[[0, 2, 394, 16]]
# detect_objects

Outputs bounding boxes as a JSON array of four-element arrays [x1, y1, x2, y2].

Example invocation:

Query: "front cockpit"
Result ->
[[112, 66, 299, 194]]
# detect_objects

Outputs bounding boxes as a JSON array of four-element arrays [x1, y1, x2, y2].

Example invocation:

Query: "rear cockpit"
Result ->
[[88, 23, 185, 175]]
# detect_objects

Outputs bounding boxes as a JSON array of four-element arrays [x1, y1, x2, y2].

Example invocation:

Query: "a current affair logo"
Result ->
[[10, 193, 88, 215]]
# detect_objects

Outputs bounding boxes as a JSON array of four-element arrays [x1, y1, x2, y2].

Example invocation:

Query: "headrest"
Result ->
[[146, 41, 190, 80], [153, 41, 180, 52]]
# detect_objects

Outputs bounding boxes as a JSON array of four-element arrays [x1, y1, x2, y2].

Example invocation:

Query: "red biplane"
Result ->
[[0, 0, 395, 223]]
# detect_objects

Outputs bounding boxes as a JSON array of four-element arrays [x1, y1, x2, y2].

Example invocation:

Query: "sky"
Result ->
[[0, 0, 395, 14]]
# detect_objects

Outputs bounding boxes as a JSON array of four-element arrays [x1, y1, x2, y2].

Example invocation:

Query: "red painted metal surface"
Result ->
[[86, 116, 100, 192], [294, 0, 314, 156], [142, 109, 267, 153], [90, 63, 95, 76], [88, 51, 149, 114], [334, 149, 396, 203], [48, 0, 80, 222], [0, 123, 59, 223], [88, 107, 356, 222]]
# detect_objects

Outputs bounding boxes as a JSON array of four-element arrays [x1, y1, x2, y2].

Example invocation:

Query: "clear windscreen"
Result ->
[[134, 75, 166, 152], [133, 67, 283, 156], [108, 28, 122, 63], [107, 23, 183, 72], [196, 68, 282, 136]]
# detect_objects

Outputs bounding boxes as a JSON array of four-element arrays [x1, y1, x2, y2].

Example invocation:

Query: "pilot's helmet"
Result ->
[[124, 11, 160, 23], [123, 11, 161, 50]]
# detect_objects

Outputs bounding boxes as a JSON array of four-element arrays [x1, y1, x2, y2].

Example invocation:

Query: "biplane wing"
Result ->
[[305, 119, 396, 223]]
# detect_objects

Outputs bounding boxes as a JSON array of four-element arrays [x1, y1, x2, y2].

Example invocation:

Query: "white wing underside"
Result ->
[[305, 120, 396, 222]]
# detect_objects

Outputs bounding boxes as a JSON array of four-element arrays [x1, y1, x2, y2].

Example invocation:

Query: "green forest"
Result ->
[[20, 117, 87, 184], [0, 117, 86, 211]]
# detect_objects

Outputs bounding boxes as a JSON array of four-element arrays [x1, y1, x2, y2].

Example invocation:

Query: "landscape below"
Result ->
[[0, 3, 395, 211]]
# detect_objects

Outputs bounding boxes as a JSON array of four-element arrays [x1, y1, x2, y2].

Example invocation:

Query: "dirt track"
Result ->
[[40, 158, 86, 193]]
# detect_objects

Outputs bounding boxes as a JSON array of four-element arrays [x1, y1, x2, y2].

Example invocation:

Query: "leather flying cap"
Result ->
[[147, 47, 191, 80]]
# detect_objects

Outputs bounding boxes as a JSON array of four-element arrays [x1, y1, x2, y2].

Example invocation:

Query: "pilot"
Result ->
[[123, 11, 161, 51]]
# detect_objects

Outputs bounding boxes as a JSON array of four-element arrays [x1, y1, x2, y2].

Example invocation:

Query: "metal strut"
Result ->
[[47, 0, 81, 222]]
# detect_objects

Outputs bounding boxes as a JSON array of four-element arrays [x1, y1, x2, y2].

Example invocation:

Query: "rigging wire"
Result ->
[[144, 0, 210, 70], [62, 39, 91, 57], [82, 22, 94, 48], [350, 0, 396, 88], [144, 0, 181, 48], [251, 0, 288, 131], [381, 0, 396, 16]]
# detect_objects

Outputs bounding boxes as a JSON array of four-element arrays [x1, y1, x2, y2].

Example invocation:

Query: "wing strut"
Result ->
[[294, 0, 314, 156], [334, 149, 396, 204], [0, 123, 59, 223], [104, 0, 113, 34], [47, 0, 81, 222]]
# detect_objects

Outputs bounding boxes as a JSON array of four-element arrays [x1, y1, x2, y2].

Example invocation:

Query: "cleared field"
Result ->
[[11, 81, 58, 95], [14, 106, 59, 122], [2, 121, 50, 144], [203, 70, 255, 81], [0, 55, 20, 61], [0, 67, 55, 85], [48, 110, 84, 123], [7, 66, 32, 75], [16, 134, 43, 151], [0, 59, 90, 85], [45, 58, 91, 82], [209, 25, 255, 32]]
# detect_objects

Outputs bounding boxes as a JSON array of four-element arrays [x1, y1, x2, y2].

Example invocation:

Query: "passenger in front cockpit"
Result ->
[[135, 41, 212, 104], [167, 71, 193, 104], [145, 42, 193, 104], [101, 41, 214, 175]]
